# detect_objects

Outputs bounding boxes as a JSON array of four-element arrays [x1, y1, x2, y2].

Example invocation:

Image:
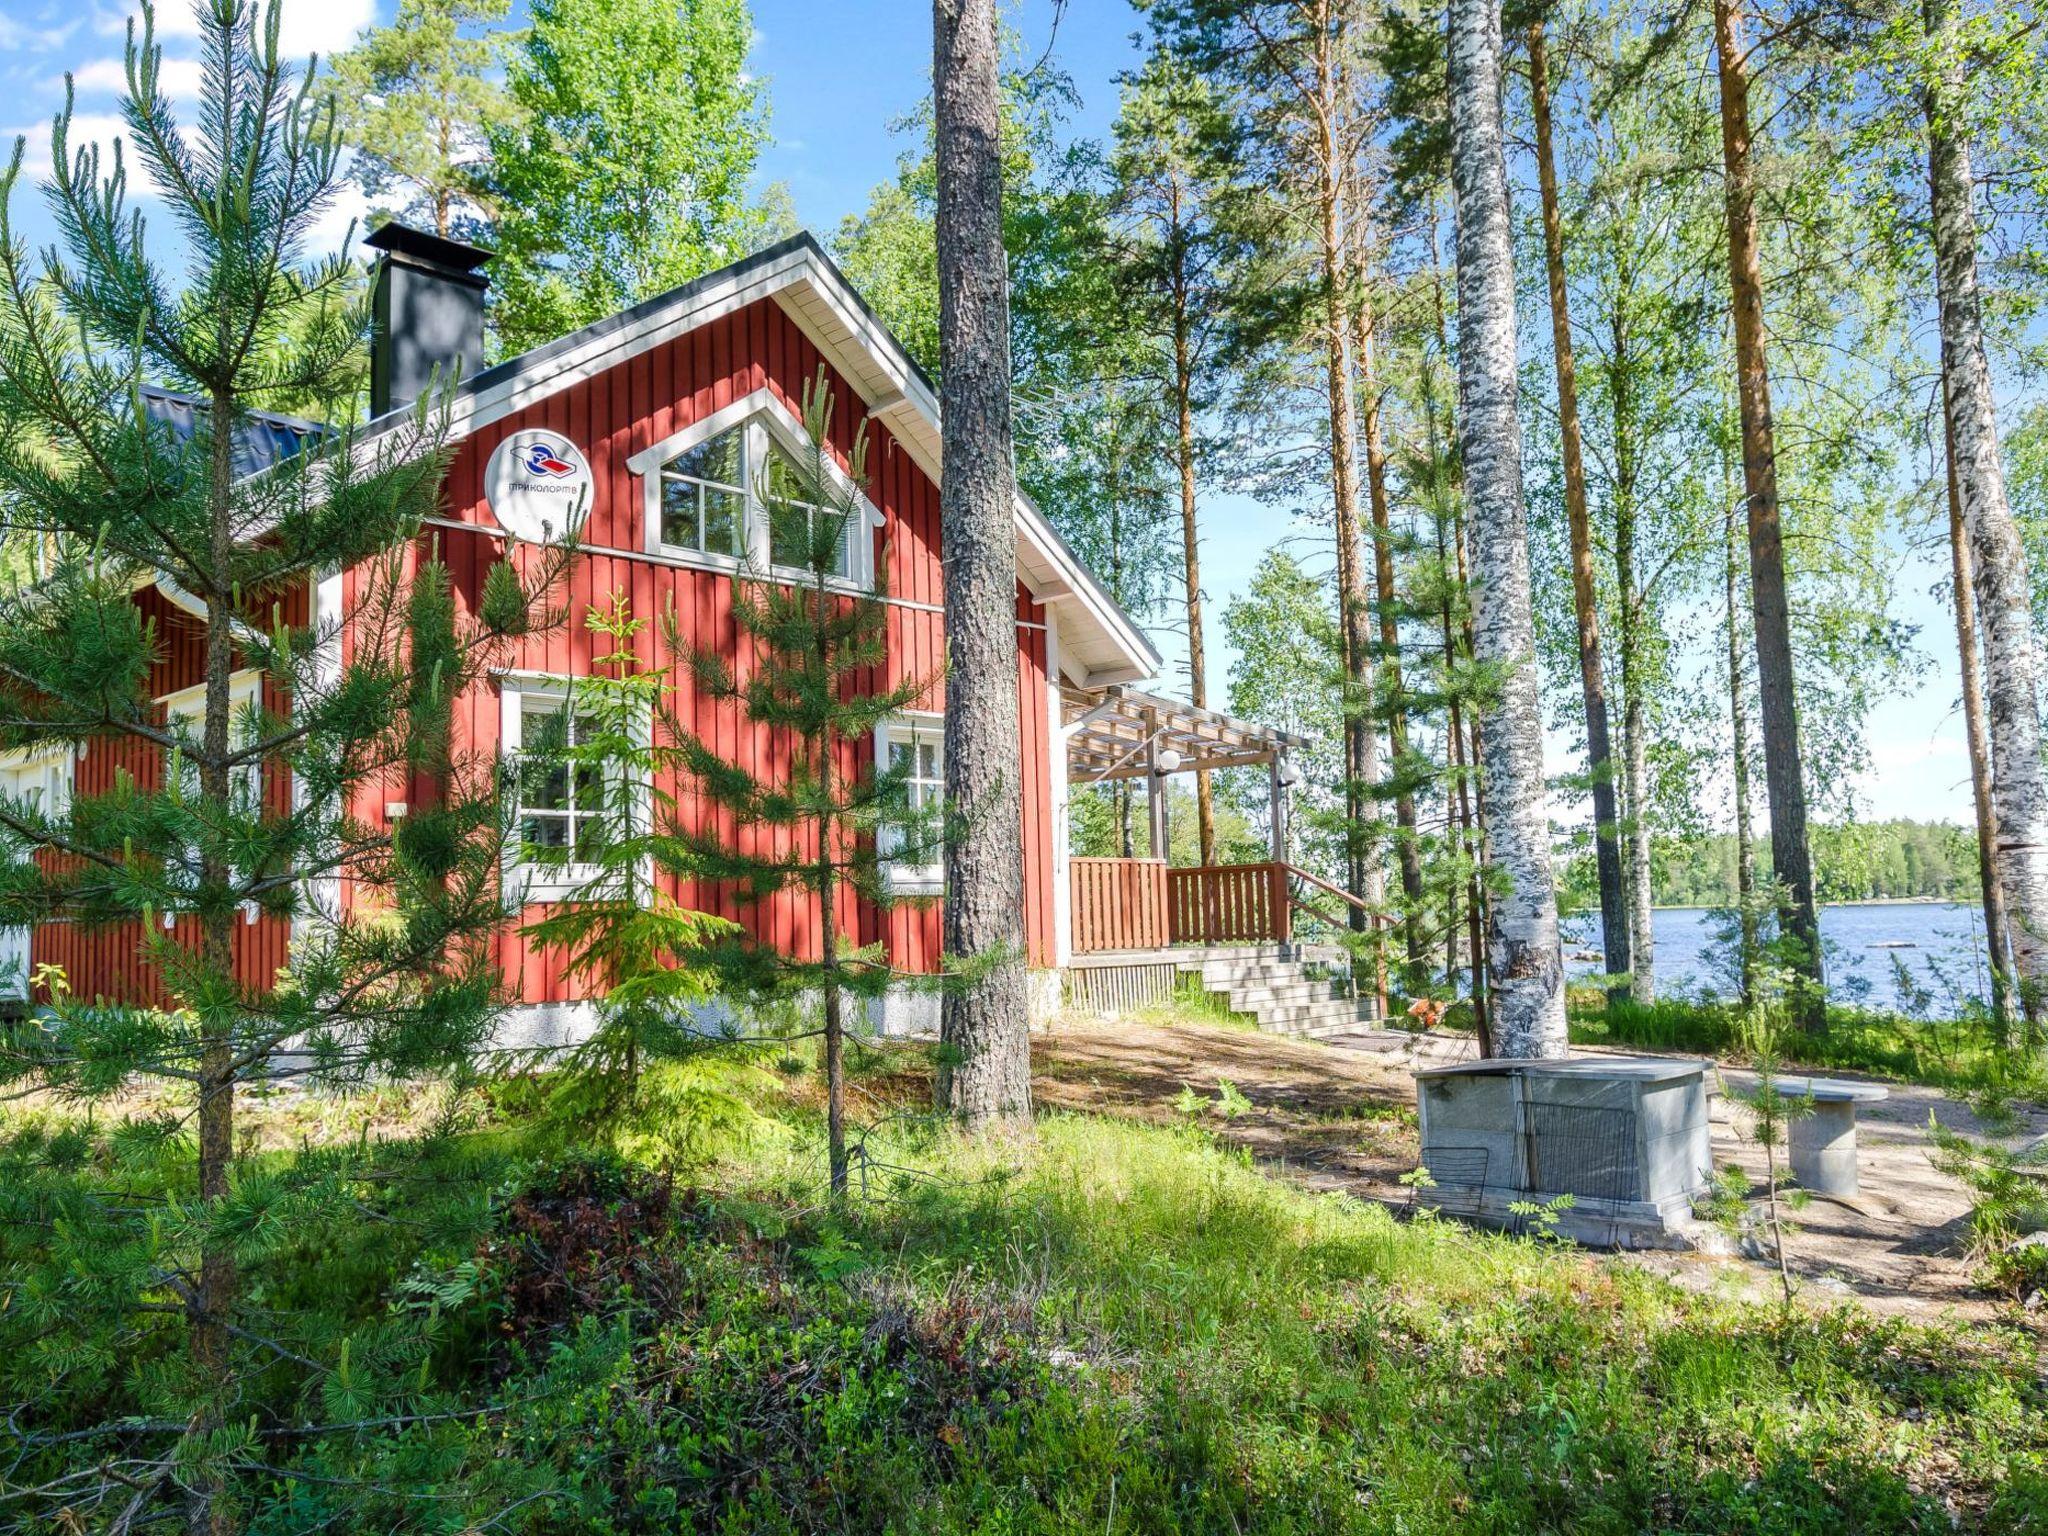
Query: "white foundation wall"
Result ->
[[494, 970, 1065, 1050]]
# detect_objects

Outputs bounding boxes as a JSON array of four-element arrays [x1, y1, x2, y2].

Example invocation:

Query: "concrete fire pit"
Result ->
[[1413, 1056, 1717, 1250]]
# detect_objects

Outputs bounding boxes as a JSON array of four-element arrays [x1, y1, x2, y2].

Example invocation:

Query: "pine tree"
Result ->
[[517, 592, 737, 1118], [1103, 47, 1250, 867], [326, 0, 518, 239], [659, 369, 943, 1194], [0, 4, 556, 1525]]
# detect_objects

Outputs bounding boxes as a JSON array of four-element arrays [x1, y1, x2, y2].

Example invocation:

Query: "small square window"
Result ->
[[659, 424, 749, 559]]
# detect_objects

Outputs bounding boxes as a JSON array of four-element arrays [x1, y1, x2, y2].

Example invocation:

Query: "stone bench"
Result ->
[[1771, 1077, 1889, 1198]]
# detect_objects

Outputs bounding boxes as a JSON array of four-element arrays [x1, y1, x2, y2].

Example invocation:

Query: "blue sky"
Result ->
[[0, 0, 1978, 827]]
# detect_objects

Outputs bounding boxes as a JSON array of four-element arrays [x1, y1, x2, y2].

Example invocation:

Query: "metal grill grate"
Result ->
[[1413, 1146, 1490, 1217], [1524, 1102, 1637, 1203]]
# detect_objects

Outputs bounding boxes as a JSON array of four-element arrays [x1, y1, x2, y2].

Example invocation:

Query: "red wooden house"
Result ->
[[4, 226, 1347, 1040]]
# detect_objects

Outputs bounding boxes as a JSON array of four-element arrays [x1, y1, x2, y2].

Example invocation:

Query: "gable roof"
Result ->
[[360, 232, 1160, 688]]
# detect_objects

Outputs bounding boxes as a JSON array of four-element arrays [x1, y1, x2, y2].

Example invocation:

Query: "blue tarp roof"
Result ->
[[139, 386, 327, 476]]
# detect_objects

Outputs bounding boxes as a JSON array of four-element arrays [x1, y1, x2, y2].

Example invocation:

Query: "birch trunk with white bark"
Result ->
[[1444, 0, 1566, 1057], [1924, 0, 2048, 1029]]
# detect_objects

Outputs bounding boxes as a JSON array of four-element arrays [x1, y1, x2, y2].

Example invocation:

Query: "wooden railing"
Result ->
[[1071, 857, 1393, 956], [1167, 862, 1290, 946], [1069, 856, 1390, 1018], [1069, 857, 1171, 953]]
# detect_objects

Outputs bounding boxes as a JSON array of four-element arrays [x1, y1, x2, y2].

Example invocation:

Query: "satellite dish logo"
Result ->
[[487, 430, 592, 544], [522, 441, 578, 478]]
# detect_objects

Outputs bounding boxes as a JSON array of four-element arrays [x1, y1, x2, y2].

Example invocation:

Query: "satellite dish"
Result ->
[[485, 429, 593, 544]]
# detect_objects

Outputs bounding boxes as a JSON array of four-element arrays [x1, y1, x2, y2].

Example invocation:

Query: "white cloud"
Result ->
[[0, 15, 81, 52], [4, 110, 154, 191], [105, 0, 376, 61], [71, 54, 205, 98], [303, 168, 374, 256]]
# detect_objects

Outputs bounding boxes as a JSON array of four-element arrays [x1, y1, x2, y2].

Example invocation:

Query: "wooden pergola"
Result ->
[[1059, 683, 1309, 862], [1058, 686, 1379, 1013]]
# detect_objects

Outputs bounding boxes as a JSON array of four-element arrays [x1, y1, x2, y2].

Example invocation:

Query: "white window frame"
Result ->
[[875, 712, 944, 895], [627, 387, 883, 591], [500, 674, 650, 903], [0, 742, 77, 1000], [160, 670, 264, 925]]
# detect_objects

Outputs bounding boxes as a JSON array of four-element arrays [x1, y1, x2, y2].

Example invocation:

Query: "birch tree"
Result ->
[[1921, 0, 2048, 1026], [1445, 0, 1567, 1056]]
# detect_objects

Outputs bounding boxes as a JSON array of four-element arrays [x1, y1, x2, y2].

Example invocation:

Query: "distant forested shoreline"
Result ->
[[1617, 820, 1984, 909]]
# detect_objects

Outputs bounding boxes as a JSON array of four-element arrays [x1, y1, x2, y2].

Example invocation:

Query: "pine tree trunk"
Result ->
[[189, 388, 239, 1536], [1444, 0, 1566, 1058], [1610, 310, 1656, 1003], [1924, 0, 2048, 1031], [932, 0, 1031, 1125], [1529, 19, 1632, 1005], [1316, 22, 1386, 998], [1170, 213, 1216, 866], [1713, 0, 1825, 1021], [1725, 486, 1759, 1004], [1945, 369, 2016, 1032], [815, 574, 850, 1194], [1351, 215, 1427, 987]]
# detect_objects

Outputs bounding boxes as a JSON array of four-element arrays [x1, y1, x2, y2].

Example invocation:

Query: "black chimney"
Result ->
[[365, 222, 492, 416]]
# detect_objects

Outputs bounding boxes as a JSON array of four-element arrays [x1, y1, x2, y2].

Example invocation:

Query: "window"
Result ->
[[0, 746, 74, 824], [658, 425, 748, 558], [764, 439, 855, 580], [878, 717, 943, 892], [515, 693, 604, 865], [630, 391, 877, 588], [0, 744, 75, 998], [500, 676, 635, 901], [160, 672, 263, 920]]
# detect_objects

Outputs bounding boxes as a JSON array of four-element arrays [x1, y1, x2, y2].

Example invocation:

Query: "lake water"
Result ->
[[1559, 901, 1998, 1015]]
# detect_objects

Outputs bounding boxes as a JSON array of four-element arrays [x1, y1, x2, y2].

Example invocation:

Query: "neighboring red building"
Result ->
[[5, 226, 1180, 1037]]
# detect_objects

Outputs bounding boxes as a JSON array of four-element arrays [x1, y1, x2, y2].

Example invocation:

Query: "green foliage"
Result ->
[[1928, 1111, 2048, 1299], [12, 1077, 2036, 1533], [1570, 987, 2043, 1098], [1644, 819, 1991, 908], [486, 0, 771, 354], [325, 0, 520, 240]]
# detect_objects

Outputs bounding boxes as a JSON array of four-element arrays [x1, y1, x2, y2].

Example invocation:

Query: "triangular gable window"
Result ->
[[633, 391, 878, 588]]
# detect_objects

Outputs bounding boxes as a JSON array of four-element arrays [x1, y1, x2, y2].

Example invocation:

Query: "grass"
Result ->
[[7, 1049, 2047, 1533], [1125, 974, 1257, 1031], [1568, 989, 2047, 1096]]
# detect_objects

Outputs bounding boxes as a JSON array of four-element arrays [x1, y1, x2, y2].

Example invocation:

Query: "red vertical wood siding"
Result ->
[[31, 584, 305, 1006]]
